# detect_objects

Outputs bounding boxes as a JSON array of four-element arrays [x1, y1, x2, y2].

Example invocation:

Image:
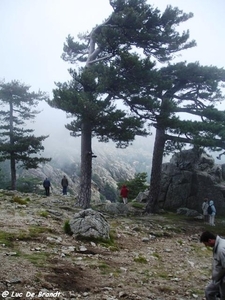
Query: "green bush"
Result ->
[[16, 177, 42, 193], [118, 172, 149, 201]]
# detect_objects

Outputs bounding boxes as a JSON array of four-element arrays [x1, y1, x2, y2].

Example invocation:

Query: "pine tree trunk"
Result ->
[[78, 120, 92, 209], [9, 101, 16, 190], [145, 127, 166, 213], [10, 156, 16, 190]]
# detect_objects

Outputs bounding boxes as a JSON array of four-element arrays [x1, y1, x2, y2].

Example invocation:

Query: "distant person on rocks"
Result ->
[[120, 185, 129, 204], [208, 200, 216, 226], [61, 175, 68, 195], [202, 198, 209, 223], [200, 231, 225, 299], [43, 178, 51, 196]]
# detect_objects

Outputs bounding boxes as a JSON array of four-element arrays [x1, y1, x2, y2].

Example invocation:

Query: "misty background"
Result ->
[[1, 0, 225, 185]]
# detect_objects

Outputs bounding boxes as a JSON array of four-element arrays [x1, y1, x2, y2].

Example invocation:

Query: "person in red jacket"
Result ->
[[120, 185, 129, 204]]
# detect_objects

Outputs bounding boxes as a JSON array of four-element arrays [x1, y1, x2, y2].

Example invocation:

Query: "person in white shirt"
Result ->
[[202, 198, 209, 223]]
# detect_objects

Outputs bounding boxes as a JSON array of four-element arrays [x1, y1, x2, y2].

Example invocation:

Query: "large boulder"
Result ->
[[159, 149, 225, 215], [135, 190, 149, 203], [69, 209, 110, 239]]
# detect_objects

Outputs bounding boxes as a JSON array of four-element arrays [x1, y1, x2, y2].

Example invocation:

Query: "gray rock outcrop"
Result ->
[[69, 208, 110, 239], [159, 148, 225, 215], [94, 202, 129, 216]]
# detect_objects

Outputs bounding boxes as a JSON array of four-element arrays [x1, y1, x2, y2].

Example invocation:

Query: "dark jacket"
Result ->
[[61, 177, 68, 187], [43, 179, 51, 188]]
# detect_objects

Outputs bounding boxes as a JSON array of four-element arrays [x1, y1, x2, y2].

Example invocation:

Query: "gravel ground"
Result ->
[[0, 191, 213, 300]]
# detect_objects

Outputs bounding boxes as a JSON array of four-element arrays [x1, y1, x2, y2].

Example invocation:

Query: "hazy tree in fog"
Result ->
[[123, 62, 225, 213], [0, 80, 51, 190], [48, 0, 196, 209]]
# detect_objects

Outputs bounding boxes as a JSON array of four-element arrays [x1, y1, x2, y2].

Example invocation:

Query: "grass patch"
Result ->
[[158, 271, 170, 279], [0, 226, 55, 247], [22, 252, 50, 267], [142, 269, 151, 277], [28, 226, 54, 237], [108, 245, 120, 251], [162, 212, 188, 222], [134, 255, 148, 264], [12, 195, 28, 205], [112, 269, 122, 277], [76, 232, 116, 248], [98, 262, 111, 274], [63, 220, 73, 236], [2, 191, 15, 196], [158, 285, 177, 294], [39, 210, 48, 218], [206, 219, 225, 236], [190, 288, 204, 296], [0, 230, 16, 247], [152, 252, 161, 260], [98, 262, 110, 269], [177, 240, 184, 245], [131, 202, 145, 209], [17, 227, 54, 241]]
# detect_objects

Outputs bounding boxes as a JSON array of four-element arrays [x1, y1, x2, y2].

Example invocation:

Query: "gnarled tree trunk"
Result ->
[[145, 127, 166, 213]]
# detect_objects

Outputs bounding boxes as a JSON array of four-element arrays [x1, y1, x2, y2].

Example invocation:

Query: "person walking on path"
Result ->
[[61, 175, 68, 195], [120, 185, 129, 204], [43, 178, 51, 196], [208, 200, 216, 226], [202, 198, 209, 223], [200, 231, 225, 299]]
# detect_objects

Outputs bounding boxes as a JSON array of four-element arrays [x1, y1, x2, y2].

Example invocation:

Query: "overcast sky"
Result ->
[[1, 0, 224, 90], [1, 0, 225, 158]]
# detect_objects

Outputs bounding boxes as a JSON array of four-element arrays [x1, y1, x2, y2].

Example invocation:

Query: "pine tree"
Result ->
[[0, 80, 51, 190], [125, 62, 225, 212], [48, 0, 195, 208]]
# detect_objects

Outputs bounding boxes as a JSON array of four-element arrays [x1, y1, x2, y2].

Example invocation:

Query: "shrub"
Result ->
[[118, 172, 149, 201], [12, 196, 28, 205], [16, 176, 42, 193]]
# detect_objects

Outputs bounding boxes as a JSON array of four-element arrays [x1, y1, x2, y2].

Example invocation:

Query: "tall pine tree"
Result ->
[[122, 62, 225, 212], [48, 0, 195, 208], [0, 80, 51, 190]]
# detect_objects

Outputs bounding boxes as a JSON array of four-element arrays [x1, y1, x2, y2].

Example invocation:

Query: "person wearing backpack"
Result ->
[[200, 231, 225, 299], [208, 200, 216, 226]]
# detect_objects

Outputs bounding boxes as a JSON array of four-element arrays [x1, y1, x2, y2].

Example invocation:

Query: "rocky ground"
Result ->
[[0, 190, 219, 300]]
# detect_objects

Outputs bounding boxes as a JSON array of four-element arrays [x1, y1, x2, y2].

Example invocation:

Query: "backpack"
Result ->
[[207, 205, 212, 215]]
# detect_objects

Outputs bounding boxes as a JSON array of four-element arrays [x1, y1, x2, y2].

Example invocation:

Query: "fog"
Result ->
[[1, 0, 225, 166]]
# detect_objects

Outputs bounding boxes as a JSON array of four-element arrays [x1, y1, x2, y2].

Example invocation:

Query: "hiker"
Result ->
[[61, 175, 68, 195], [208, 200, 216, 226], [120, 185, 129, 204], [43, 178, 51, 196], [200, 231, 225, 299], [202, 198, 209, 223]]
